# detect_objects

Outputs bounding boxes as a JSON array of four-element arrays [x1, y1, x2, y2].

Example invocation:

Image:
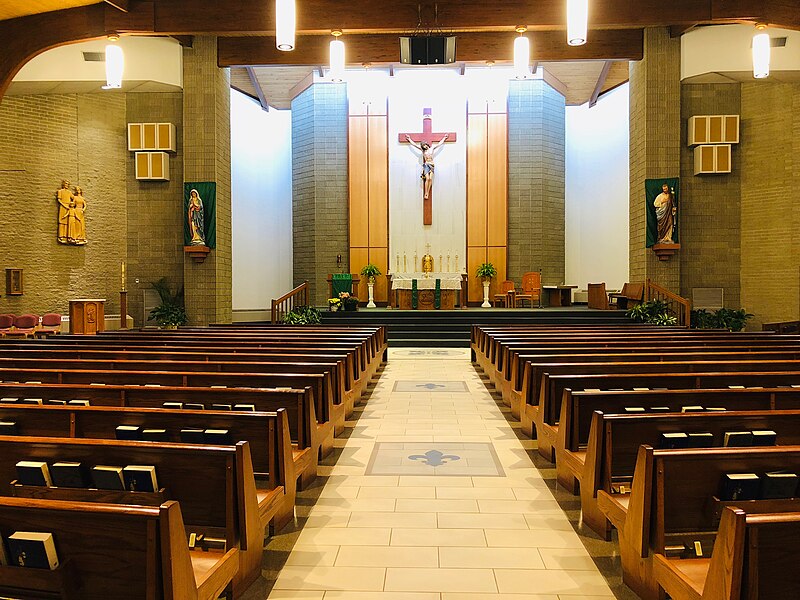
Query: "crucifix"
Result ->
[[399, 108, 457, 225]]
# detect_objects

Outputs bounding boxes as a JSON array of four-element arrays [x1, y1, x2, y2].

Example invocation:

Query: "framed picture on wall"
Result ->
[[5, 268, 23, 296]]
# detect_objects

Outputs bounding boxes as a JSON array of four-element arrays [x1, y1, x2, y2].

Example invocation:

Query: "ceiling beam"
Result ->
[[669, 24, 698, 37], [171, 35, 193, 47], [589, 60, 613, 107], [218, 29, 645, 67], [103, 0, 130, 12], [245, 65, 270, 111]]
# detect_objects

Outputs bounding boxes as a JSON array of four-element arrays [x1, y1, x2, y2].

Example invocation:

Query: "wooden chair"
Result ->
[[587, 283, 610, 309], [516, 272, 542, 308], [609, 282, 644, 309], [493, 280, 516, 307]]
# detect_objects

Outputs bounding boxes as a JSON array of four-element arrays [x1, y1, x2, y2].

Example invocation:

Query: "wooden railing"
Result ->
[[645, 278, 692, 327], [270, 282, 309, 324]]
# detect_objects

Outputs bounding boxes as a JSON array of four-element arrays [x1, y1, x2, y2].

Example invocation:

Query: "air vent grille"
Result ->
[[82, 51, 106, 62]]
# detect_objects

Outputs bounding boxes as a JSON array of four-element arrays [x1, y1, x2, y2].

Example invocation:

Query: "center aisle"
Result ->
[[266, 348, 621, 599]]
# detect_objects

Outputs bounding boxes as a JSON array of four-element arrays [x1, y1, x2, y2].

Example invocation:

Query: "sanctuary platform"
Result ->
[[318, 306, 633, 347]]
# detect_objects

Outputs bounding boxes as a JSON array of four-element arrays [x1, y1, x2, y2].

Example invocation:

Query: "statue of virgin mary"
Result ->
[[188, 188, 206, 246]]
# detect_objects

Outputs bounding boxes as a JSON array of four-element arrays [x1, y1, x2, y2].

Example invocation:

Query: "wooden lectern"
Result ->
[[69, 299, 106, 335]]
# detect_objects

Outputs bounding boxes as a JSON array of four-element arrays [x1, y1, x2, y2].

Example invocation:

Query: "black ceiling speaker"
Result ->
[[400, 35, 457, 65]]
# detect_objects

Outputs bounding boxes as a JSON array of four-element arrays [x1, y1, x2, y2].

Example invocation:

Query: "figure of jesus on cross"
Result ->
[[399, 108, 457, 225]]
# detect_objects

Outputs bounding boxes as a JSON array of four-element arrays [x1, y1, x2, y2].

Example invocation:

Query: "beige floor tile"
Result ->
[[399, 475, 474, 487], [477, 499, 564, 513], [395, 498, 479, 513], [324, 593, 440, 600], [309, 498, 396, 513], [384, 567, 497, 593], [348, 511, 437, 528], [335, 545, 438, 567], [303, 513, 351, 528], [358, 486, 436, 499], [283, 546, 340, 567], [325, 476, 399, 488], [436, 487, 515, 499], [495, 568, 613, 595], [318, 486, 361, 499], [523, 514, 576, 531], [266, 591, 325, 599], [538, 548, 600, 570], [273, 566, 385, 591], [390, 528, 487, 547], [295, 527, 391, 546], [439, 546, 545, 569], [485, 530, 584, 549], [437, 512, 530, 529], [442, 594, 559, 600]]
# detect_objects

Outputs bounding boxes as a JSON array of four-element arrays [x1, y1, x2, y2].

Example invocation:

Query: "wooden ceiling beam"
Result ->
[[589, 60, 613, 107], [218, 29, 644, 67], [245, 65, 270, 111], [103, 0, 130, 12]]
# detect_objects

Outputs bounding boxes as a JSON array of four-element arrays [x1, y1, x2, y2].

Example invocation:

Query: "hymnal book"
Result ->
[[751, 430, 777, 446], [660, 432, 689, 449], [185, 403, 205, 411], [204, 429, 232, 445], [50, 462, 89, 488], [211, 404, 232, 411], [728, 385, 746, 389], [583, 389, 601, 392], [15, 461, 52, 487], [141, 429, 170, 442], [89, 383, 106, 386], [179, 429, 206, 443], [123, 465, 158, 493], [0, 534, 8, 566], [681, 406, 704, 413], [687, 432, 715, 448], [234, 404, 256, 412], [624, 407, 646, 413], [650, 407, 671, 413], [67, 400, 90, 406], [724, 431, 753, 447], [20, 398, 43, 405], [705, 407, 727, 412], [761, 472, 799, 499], [0, 398, 18, 404], [720, 473, 760, 501], [144, 384, 162, 387], [162, 402, 183, 410], [7, 532, 59, 570], [632, 387, 650, 391], [47, 400, 67, 406], [91, 465, 125, 490], [115, 425, 141, 441], [0, 421, 18, 435], [210, 385, 228, 389], [24, 382, 42, 385]]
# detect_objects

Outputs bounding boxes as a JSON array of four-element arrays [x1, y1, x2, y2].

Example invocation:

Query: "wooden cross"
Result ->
[[399, 108, 457, 225]]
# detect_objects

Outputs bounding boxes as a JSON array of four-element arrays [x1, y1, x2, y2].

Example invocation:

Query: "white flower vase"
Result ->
[[481, 280, 491, 308], [367, 281, 376, 308]]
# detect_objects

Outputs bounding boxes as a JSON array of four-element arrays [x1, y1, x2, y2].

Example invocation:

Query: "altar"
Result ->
[[389, 273, 467, 310]]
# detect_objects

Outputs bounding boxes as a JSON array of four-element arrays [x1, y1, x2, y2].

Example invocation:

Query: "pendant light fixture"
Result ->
[[329, 30, 345, 82], [513, 26, 530, 80], [752, 24, 770, 79], [103, 35, 124, 89], [275, 0, 296, 51], [566, 0, 588, 46]]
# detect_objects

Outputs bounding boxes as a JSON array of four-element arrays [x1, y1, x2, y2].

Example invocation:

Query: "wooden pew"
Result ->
[[0, 436, 261, 596], [654, 507, 800, 600], [0, 497, 238, 600], [597, 445, 800, 600], [0, 382, 318, 490], [0, 403, 296, 534], [573, 408, 800, 538]]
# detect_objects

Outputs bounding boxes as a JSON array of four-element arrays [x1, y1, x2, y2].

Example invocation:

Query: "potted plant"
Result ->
[[475, 262, 497, 308], [339, 292, 359, 311], [360, 263, 382, 308], [148, 278, 188, 328], [328, 297, 342, 312], [282, 305, 322, 325]]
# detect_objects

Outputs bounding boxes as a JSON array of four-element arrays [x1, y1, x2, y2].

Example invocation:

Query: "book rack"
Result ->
[[706, 495, 800, 526], [0, 558, 77, 598], [11, 481, 167, 506]]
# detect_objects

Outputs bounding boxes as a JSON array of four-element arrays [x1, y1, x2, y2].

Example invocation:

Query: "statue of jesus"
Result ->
[[405, 133, 448, 201]]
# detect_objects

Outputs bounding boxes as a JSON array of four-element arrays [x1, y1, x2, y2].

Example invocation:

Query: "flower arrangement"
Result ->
[[338, 291, 359, 311], [475, 262, 497, 280], [360, 263, 382, 282], [328, 297, 342, 311]]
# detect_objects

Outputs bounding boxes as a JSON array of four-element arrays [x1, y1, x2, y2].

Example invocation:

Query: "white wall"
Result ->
[[230, 90, 293, 316], [565, 84, 630, 292]]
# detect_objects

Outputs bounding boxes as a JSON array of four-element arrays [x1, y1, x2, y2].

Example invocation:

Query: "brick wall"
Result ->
[[0, 93, 127, 317], [680, 84, 742, 309], [291, 82, 349, 306], [740, 82, 800, 329], [182, 36, 233, 325], [507, 79, 566, 285], [126, 92, 184, 325]]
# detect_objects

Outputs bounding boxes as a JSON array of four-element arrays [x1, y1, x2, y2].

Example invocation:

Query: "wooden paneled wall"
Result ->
[[348, 101, 389, 304], [467, 102, 508, 304]]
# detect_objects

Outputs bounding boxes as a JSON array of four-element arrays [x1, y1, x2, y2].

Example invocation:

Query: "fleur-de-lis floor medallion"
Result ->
[[407, 450, 461, 467]]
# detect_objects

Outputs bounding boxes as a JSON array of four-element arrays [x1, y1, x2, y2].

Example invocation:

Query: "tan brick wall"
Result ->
[[182, 36, 233, 325], [629, 27, 681, 293], [740, 82, 800, 329], [0, 93, 127, 318]]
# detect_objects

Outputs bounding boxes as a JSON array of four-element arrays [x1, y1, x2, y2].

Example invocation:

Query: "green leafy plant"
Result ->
[[476, 262, 497, 280], [282, 305, 322, 325], [148, 278, 188, 327], [627, 299, 677, 326], [691, 308, 753, 332], [360, 263, 382, 281]]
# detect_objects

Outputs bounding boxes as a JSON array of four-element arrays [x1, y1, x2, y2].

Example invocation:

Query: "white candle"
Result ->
[[121, 261, 126, 291]]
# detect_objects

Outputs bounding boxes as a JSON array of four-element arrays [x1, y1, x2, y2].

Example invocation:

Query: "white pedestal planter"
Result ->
[[481, 280, 491, 308], [367, 282, 376, 308]]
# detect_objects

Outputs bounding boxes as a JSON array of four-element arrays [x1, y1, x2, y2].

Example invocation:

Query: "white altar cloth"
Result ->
[[390, 273, 463, 290]]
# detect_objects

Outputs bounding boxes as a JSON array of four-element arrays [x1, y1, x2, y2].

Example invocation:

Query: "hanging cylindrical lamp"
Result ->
[[752, 24, 770, 79], [103, 36, 124, 89], [275, 0, 296, 51], [329, 30, 345, 82], [566, 0, 588, 46], [513, 27, 530, 80]]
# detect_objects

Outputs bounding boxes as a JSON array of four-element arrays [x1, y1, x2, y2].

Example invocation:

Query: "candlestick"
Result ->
[[121, 261, 126, 292], [439, 254, 443, 272], [396, 254, 400, 273], [447, 254, 451, 273], [455, 254, 459, 272], [414, 252, 418, 272], [403, 253, 407, 273]]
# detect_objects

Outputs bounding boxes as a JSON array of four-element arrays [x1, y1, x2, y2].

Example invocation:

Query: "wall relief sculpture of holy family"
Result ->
[[55, 180, 87, 245]]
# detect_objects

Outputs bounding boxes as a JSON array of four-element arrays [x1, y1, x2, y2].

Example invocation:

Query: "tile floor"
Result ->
[[243, 348, 637, 600]]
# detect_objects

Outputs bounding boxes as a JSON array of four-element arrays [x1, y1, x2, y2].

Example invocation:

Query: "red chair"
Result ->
[[0, 314, 14, 335], [39, 313, 63, 335], [9, 314, 39, 337]]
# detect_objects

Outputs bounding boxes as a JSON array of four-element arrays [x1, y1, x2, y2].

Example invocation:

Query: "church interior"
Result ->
[[0, 1, 800, 598]]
